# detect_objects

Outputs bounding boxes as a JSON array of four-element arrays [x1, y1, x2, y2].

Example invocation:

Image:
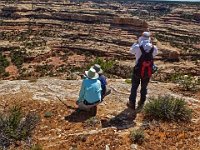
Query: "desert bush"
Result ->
[[169, 73, 199, 91], [10, 50, 26, 68], [143, 95, 192, 122], [179, 75, 199, 91], [0, 53, 9, 74], [88, 58, 115, 73], [0, 106, 39, 149], [130, 129, 145, 144]]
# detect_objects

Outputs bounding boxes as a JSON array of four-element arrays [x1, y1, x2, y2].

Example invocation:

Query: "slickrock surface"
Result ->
[[0, 78, 199, 149]]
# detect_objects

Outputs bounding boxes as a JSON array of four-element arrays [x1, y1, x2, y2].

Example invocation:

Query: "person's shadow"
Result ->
[[101, 108, 137, 130], [65, 109, 96, 122]]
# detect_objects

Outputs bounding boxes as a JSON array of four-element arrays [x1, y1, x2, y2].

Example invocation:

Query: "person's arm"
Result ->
[[77, 80, 85, 103], [101, 75, 107, 85], [130, 43, 138, 54], [153, 46, 158, 57]]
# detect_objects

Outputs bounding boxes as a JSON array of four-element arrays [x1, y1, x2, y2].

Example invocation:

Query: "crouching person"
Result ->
[[92, 64, 111, 100], [76, 68, 102, 116]]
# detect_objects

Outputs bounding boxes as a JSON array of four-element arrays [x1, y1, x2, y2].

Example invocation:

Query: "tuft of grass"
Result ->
[[130, 129, 145, 145], [0, 106, 39, 149], [84, 116, 100, 127], [30, 144, 43, 150], [143, 95, 192, 122], [44, 111, 53, 118], [125, 79, 131, 84]]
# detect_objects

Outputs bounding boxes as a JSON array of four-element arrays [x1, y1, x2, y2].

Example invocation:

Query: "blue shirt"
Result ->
[[78, 78, 102, 103]]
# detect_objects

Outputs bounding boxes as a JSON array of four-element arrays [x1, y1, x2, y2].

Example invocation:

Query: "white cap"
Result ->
[[142, 32, 151, 37]]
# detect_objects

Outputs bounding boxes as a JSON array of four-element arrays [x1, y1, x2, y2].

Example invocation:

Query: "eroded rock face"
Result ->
[[0, 0, 199, 80]]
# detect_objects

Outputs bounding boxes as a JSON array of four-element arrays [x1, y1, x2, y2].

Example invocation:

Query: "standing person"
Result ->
[[92, 64, 111, 100], [76, 68, 102, 115], [127, 32, 158, 111]]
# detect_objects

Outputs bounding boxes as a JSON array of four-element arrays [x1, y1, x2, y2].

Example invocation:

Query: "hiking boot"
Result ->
[[126, 102, 135, 110]]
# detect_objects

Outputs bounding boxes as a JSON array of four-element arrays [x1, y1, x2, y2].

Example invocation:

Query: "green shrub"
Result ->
[[179, 75, 199, 91], [10, 50, 25, 68], [130, 129, 145, 144], [0, 53, 9, 74], [169, 73, 199, 91], [143, 95, 192, 122], [0, 106, 39, 149], [88, 58, 115, 73]]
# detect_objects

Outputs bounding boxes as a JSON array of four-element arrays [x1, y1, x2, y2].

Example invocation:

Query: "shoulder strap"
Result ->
[[140, 45, 154, 55], [149, 46, 154, 54], [139, 45, 146, 54]]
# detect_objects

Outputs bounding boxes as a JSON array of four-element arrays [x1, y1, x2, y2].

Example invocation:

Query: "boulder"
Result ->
[[168, 50, 180, 61], [112, 17, 148, 28]]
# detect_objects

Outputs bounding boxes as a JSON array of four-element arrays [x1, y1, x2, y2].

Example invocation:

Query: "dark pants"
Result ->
[[129, 73, 150, 107]]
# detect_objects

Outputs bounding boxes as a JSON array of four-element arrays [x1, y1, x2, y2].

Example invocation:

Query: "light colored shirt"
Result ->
[[138, 36, 151, 44], [78, 78, 102, 103], [130, 40, 158, 65]]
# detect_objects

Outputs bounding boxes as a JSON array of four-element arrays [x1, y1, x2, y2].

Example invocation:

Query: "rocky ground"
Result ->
[[0, 0, 199, 149], [0, 78, 199, 149]]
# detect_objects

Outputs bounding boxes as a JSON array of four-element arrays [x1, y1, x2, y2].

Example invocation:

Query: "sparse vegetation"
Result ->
[[144, 95, 192, 122], [125, 79, 131, 84], [169, 73, 199, 91], [84, 116, 100, 127], [10, 50, 26, 68], [0, 53, 9, 71], [88, 58, 115, 73], [0, 106, 39, 149], [44, 111, 53, 118], [179, 75, 199, 91], [30, 144, 43, 150], [130, 129, 145, 145]]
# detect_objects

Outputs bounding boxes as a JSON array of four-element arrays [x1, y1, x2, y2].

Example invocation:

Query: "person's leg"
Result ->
[[128, 74, 140, 109], [138, 77, 150, 107], [78, 101, 91, 111], [77, 101, 98, 116]]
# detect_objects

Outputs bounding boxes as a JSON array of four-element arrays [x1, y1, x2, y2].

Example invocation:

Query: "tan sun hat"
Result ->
[[92, 64, 103, 74], [85, 68, 99, 79]]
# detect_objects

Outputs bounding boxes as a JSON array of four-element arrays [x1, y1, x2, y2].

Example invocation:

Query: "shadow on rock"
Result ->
[[65, 109, 96, 122], [101, 108, 136, 130]]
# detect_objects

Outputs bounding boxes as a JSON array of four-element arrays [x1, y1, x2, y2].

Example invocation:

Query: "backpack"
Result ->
[[134, 45, 154, 78]]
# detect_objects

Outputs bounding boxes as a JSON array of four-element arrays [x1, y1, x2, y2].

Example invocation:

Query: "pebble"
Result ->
[[105, 144, 110, 150], [131, 144, 138, 150]]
